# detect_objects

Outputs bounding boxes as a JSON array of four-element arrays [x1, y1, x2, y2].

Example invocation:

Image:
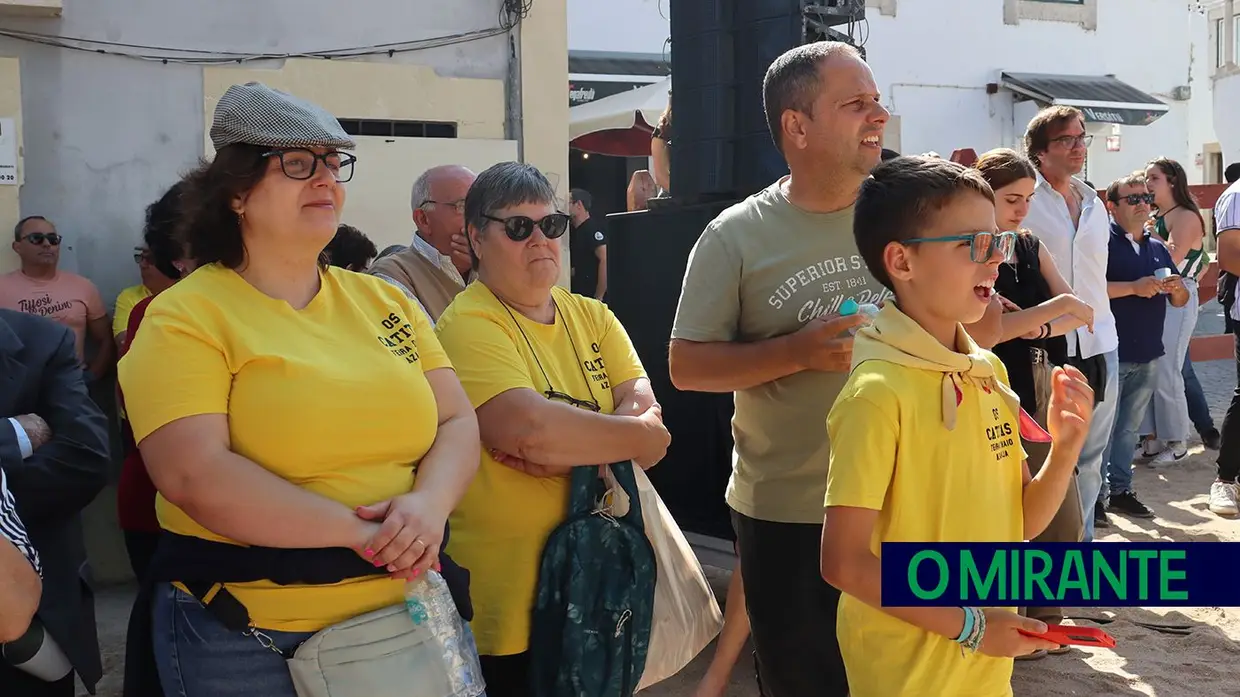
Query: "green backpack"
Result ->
[[529, 461, 657, 697]]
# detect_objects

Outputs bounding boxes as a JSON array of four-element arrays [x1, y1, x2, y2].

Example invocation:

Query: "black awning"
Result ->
[[569, 50, 670, 77], [1000, 72, 1170, 126]]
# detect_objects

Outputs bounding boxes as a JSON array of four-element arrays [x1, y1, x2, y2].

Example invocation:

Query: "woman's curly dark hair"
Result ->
[[144, 180, 188, 279], [175, 143, 272, 269]]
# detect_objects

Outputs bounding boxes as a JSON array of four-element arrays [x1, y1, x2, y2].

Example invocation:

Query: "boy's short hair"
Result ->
[[855, 156, 995, 290]]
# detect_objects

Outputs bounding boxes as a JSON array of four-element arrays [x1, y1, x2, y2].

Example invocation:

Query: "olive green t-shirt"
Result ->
[[671, 178, 889, 525]]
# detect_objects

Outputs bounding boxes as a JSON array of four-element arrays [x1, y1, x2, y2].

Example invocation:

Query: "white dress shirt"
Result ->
[[1023, 172, 1118, 359]]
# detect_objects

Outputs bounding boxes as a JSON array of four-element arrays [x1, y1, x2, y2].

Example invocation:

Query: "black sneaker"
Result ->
[[1107, 491, 1154, 518], [1202, 429, 1222, 450], [1093, 501, 1111, 528]]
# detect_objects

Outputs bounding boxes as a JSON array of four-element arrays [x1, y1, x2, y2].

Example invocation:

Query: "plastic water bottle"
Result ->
[[839, 299, 880, 335], [404, 571, 486, 697]]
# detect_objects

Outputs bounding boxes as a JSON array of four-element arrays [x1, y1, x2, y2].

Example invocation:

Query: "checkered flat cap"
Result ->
[[209, 81, 356, 151]]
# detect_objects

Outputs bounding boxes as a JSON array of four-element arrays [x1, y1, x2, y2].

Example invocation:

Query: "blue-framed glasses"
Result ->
[[903, 230, 1017, 264]]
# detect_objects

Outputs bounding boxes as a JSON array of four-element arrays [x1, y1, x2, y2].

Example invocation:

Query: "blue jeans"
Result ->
[[1182, 352, 1216, 436], [153, 583, 314, 697], [1099, 361, 1159, 501], [152, 583, 487, 697], [1076, 349, 1119, 542]]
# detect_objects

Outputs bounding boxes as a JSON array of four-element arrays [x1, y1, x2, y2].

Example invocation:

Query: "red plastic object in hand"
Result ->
[[1019, 624, 1116, 648]]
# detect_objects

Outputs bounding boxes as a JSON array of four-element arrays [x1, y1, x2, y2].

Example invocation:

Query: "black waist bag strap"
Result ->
[[1066, 353, 1107, 407]]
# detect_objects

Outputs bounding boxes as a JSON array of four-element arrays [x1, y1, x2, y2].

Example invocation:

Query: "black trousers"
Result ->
[[1217, 333, 1240, 482], [123, 530, 160, 581], [732, 510, 849, 697], [0, 660, 75, 697], [478, 652, 530, 697]]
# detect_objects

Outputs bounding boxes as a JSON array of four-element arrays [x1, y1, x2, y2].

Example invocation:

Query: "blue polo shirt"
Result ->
[[1107, 222, 1172, 364]]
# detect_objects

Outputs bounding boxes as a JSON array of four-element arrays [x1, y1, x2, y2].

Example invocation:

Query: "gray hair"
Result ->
[[409, 164, 474, 212], [464, 162, 558, 269], [763, 41, 862, 155]]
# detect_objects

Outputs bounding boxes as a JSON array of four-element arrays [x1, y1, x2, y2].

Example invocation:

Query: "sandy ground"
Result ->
[[1007, 443, 1240, 697]]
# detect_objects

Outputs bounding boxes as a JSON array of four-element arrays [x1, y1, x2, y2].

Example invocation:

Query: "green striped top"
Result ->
[[1154, 214, 1208, 281]]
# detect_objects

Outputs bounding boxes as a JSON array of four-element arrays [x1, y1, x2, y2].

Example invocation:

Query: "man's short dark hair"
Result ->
[[855, 156, 995, 290], [570, 188, 592, 211], [13, 215, 48, 241], [1226, 163, 1240, 184], [1105, 171, 1147, 204], [324, 224, 377, 272], [1023, 105, 1085, 167], [763, 41, 862, 155]]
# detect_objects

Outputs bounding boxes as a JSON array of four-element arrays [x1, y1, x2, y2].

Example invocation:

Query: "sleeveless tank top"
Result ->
[[1154, 213, 1208, 280]]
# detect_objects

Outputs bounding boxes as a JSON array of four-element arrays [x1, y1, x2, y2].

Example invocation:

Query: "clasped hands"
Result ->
[[352, 490, 447, 582]]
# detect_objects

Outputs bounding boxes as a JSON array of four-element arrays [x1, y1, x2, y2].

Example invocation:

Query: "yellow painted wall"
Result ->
[[202, 59, 507, 152], [346, 136, 518, 251], [202, 59, 520, 255], [0, 56, 23, 275], [517, 0, 570, 285]]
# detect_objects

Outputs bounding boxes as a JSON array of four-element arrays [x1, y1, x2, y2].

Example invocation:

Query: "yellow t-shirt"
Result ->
[[112, 284, 152, 338], [435, 283, 646, 656], [825, 351, 1026, 697], [117, 263, 452, 632]]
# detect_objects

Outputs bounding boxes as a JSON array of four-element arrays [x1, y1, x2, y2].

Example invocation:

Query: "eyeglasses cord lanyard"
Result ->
[[494, 289, 596, 407]]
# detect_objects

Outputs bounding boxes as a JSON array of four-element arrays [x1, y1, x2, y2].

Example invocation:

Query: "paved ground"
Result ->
[[78, 303, 1240, 697]]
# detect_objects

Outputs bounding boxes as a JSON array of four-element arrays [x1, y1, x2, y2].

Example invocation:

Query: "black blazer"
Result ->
[[0, 309, 110, 693]]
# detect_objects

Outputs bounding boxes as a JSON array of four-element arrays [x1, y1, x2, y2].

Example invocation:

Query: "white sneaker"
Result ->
[[1149, 441, 1188, 467], [1208, 481, 1239, 517], [1135, 439, 1162, 462]]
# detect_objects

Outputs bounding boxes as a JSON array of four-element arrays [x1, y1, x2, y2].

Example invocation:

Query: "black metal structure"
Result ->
[[669, 0, 866, 201], [605, 0, 867, 539]]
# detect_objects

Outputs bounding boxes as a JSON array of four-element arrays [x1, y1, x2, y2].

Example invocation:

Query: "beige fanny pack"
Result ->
[[191, 571, 484, 697], [286, 601, 483, 697]]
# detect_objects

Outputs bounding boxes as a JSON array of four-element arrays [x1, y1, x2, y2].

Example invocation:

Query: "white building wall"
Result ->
[[0, 0, 518, 299], [569, 0, 1219, 187], [568, 0, 668, 54], [862, 0, 1203, 188]]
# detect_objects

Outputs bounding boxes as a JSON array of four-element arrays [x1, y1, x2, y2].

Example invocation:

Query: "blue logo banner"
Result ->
[[880, 542, 1240, 607]]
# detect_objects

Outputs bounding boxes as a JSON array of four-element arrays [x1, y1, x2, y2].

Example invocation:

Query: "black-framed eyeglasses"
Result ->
[[1050, 134, 1093, 149], [421, 199, 466, 214], [546, 390, 601, 413], [1114, 192, 1154, 206], [262, 148, 357, 183], [133, 252, 145, 264], [21, 232, 61, 246], [903, 230, 1017, 264], [483, 213, 570, 242]]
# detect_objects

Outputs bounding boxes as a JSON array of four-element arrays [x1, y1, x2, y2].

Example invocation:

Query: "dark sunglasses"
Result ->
[[22, 232, 61, 246], [483, 213, 570, 242], [1115, 193, 1154, 206], [903, 230, 1017, 264], [546, 389, 601, 413], [262, 148, 357, 183]]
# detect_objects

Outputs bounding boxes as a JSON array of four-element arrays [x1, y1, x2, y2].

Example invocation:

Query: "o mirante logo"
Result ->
[[878, 543, 1238, 607]]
